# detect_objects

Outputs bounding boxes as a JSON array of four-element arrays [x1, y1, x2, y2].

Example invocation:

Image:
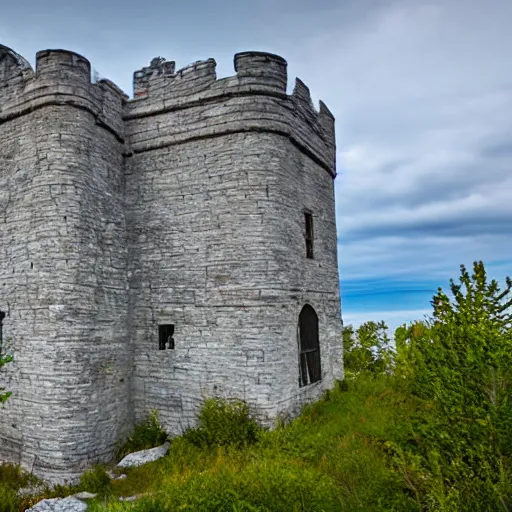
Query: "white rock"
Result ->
[[116, 442, 170, 468], [25, 497, 88, 512], [119, 495, 137, 501], [71, 491, 97, 500]]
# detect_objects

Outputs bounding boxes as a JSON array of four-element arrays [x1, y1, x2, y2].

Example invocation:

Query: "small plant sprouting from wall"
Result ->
[[0, 339, 13, 405]]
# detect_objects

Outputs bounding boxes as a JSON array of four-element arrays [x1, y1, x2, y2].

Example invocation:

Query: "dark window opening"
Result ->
[[0, 311, 5, 353], [158, 324, 175, 350], [298, 305, 321, 386], [304, 212, 314, 259]]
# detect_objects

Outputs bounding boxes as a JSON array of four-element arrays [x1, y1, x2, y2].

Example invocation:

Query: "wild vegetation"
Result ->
[[0, 340, 12, 405], [1, 260, 511, 511]]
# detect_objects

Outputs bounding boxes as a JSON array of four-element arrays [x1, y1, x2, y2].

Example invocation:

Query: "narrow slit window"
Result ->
[[158, 324, 175, 350], [305, 212, 314, 259], [0, 311, 5, 353], [298, 305, 321, 386]]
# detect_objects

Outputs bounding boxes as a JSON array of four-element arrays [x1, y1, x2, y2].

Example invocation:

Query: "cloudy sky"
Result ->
[[2, 0, 511, 332]]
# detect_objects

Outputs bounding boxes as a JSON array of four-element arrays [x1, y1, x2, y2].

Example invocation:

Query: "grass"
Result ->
[[2, 376, 423, 511]]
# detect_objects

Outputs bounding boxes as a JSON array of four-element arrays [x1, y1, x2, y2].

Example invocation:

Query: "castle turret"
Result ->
[[124, 51, 342, 433], [0, 46, 131, 481]]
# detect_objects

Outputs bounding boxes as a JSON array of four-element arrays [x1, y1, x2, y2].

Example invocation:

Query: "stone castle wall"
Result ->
[[0, 47, 132, 479], [124, 52, 341, 433], [0, 45, 342, 481]]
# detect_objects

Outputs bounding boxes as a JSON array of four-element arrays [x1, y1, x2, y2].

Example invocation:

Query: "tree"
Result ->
[[402, 261, 512, 509], [432, 260, 512, 331], [343, 320, 392, 376]]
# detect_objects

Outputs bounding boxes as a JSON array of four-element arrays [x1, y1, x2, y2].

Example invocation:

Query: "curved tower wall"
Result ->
[[125, 52, 342, 431], [0, 48, 131, 479], [0, 45, 343, 479]]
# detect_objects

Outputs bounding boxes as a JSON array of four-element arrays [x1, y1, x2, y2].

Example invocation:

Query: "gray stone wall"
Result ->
[[0, 48, 131, 480], [125, 52, 342, 433], [0, 46, 343, 481]]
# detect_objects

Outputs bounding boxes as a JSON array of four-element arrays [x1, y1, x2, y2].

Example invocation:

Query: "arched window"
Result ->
[[298, 305, 321, 386]]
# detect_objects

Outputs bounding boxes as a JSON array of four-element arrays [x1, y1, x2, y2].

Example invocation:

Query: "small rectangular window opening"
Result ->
[[158, 324, 175, 350], [0, 311, 5, 354], [304, 212, 314, 259]]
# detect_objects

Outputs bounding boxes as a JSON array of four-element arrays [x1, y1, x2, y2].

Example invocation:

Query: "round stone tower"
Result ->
[[0, 46, 131, 480], [125, 50, 342, 433]]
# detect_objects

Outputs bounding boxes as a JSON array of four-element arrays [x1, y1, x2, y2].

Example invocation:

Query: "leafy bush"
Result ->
[[0, 340, 13, 405], [0, 463, 45, 512], [183, 397, 262, 449], [0, 484, 17, 512], [115, 411, 167, 461], [79, 465, 112, 497], [394, 261, 512, 510]]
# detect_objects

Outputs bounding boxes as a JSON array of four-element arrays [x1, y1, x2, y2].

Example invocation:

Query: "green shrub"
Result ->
[[79, 465, 112, 497], [115, 411, 167, 461], [0, 483, 17, 512], [0, 463, 40, 490], [183, 397, 262, 449], [0, 463, 47, 512], [393, 261, 512, 510], [0, 340, 13, 405]]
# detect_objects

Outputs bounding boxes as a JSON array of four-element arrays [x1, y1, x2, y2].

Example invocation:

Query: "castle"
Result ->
[[0, 44, 343, 481]]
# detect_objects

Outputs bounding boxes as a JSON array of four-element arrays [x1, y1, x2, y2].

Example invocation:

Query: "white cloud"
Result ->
[[283, 0, 512, 290], [2, 0, 511, 316]]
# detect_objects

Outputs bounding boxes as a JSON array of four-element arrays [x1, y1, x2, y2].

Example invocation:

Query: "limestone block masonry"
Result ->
[[0, 44, 343, 482]]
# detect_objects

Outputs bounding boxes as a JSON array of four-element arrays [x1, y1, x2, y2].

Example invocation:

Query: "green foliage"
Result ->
[[91, 459, 342, 512], [343, 320, 393, 377], [0, 340, 13, 404], [115, 411, 168, 461], [183, 397, 262, 448], [88, 376, 419, 512], [0, 485, 17, 512], [394, 261, 512, 510], [5, 260, 512, 511], [432, 260, 512, 332], [0, 463, 44, 512], [79, 465, 112, 497]]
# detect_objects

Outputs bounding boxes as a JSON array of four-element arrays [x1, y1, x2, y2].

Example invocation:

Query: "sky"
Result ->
[[1, 0, 511, 333]]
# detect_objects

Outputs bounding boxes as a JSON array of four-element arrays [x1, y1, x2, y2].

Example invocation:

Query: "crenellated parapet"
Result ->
[[234, 52, 287, 92], [126, 51, 336, 175], [0, 47, 128, 141], [0, 46, 336, 174]]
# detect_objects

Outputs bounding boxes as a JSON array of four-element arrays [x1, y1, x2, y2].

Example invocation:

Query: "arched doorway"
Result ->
[[298, 305, 321, 386]]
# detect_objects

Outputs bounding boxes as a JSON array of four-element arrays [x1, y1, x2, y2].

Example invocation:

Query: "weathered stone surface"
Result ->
[[118, 495, 139, 502], [0, 44, 343, 482], [71, 492, 97, 500], [25, 497, 87, 512], [117, 442, 170, 468]]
